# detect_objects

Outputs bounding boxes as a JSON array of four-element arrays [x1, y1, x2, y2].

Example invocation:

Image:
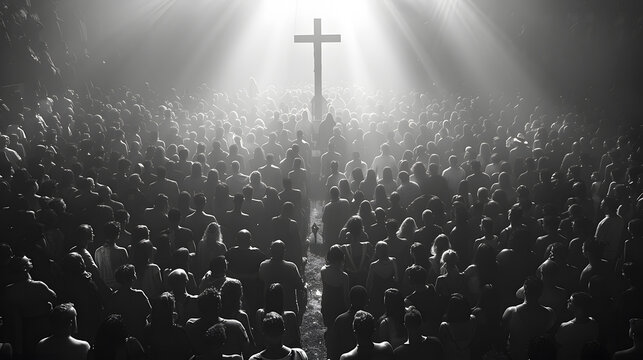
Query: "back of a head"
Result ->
[[205, 323, 228, 354], [262, 311, 285, 339], [327, 244, 344, 266], [524, 276, 544, 302], [352, 310, 375, 339], [51, 303, 76, 335], [404, 306, 423, 330], [270, 240, 286, 261], [407, 264, 428, 286], [197, 288, 221, 319], [349, 285, 368, 310], [167, 268, 188, 291]]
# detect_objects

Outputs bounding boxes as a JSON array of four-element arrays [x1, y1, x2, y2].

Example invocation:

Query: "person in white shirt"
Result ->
[[0, 134, 21, 169], [226, 161, 249, 195], [344, 152, 368, 181], [371, 144, 397, 180], [442, 155, 466, 195], [95, 222, 129, 289]]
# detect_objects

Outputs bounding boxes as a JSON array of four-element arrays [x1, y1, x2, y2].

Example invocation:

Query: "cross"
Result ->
[[294, 18, 341, 123]]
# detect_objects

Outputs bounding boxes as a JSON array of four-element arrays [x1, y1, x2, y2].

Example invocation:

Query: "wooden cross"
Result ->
[[294, 18, 341, 123]]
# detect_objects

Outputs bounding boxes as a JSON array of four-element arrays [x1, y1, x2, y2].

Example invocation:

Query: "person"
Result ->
[[258, 154, 284, 191], [36, 303, 90, 360], [167, 269, 199, 326], [184, 193, 218, 241], [624, 219, 643, 264], [58, 252, 103, 342], [439, 293, 476, 360], [435, 250, 467, 301], [344, 152, 367, 182], [555, 292, 598, 360], [323, 187, 352, 248], [107, 264, 151, 341], [466, 161, 492, 197], [256, 283, 302, 349], [94, 222, 129, 289], [393, 306, 444, 360], [252, 312, 309, 360], [396, 171, 420, 208], [259, 241, 307, 322], [220, 280, 256, 350], [222, 194, 253, 247], [196, 222, 227, 280], [384, 219, 411, 281], [404, 265, 440, 336], [185, 288, 250, 358], [502, 277, 556, 360], [271, 202, 303, 269], [162, 208, 196, 253], [340, 217, 373, 287], [371, 144, 398, 181], [199, 256, 232, 292], [148, 166, 180, 208], [88, 314, 146, 360], [366, 242, 398, 318], [191, 323, 243, 360], [325, 161, 346, 196], [4, 255, 58, 358], [226, 161, 249, 195], [595, 197, 625, 264], [321, 245, 350, 328], [328, 286, 368, 360], [142, 292, 193, 360], [443, 155, 466, 195], [613, 318, 643, 360], [225, 229, 267, 314], [377, 289, 407, 349], [131, 239, 163, 300], [143, 194, 170, 242], [339, 310, 393, 360]]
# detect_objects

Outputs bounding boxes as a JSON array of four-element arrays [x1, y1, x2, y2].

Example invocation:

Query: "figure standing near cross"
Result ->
[[294, 18, 341, 141]]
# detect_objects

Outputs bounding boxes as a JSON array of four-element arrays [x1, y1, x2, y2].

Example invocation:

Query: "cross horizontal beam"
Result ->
[[294, 34, 341, 43]]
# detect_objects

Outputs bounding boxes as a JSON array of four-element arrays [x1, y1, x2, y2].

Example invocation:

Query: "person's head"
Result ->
[[167, 268, 189, 293], [265, 283, 285, 314], [103, 221, 121, 244], [398, 217, 417, 239], [51, 303, 79, 337], [523, 276, 544, 303], [221, 279, 243, 313], [151, 292, 175, 327], [568, 291, 592, 318], [269, 240, 286, 261], [329, 186, 340, 201], [262, 312, 286, 344], [449, 155, 458, 167], [115, 264, 136, 288], [446, 293, 471, 323], [235, 229, 251, 248], [62, 252, 87, 277], [94, 314, 128, 354], [385, 219, 400, 237], [404, 306, 423, 335], [209, 255, 227, 277], [441, 249, 459, 270], [352, 310, 375, 342], [198, 288, 222, 320], [154, 194, 169, 212], [428, 163, 440, 176], [383, 288, 405, 319], [471, 160, 482, 173], [76, 224, 94, 248], [398, 171, 409, 183], [327, 244, 344, 266], [349, 285, 368, 310], [374, 241, 389, 261]]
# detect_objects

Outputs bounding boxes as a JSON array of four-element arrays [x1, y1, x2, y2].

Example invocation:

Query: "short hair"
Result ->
[[352, 310, 375, 337], [209, 255, 227, 274], [524, 276, 544, 302], [404, 306, 423, 329], [327, 244, 344, 265], [269, 240, 286, 260], [262, 312, 285, 337], [51, 303, 76, 333], [349, 285, 368, 309], [197, 288, 221, 318], [103, 221, 121, 241], [115, 264, 136, 285]]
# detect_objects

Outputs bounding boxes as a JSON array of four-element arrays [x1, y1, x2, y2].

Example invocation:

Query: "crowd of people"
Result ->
[[1, 1, 643, 360]]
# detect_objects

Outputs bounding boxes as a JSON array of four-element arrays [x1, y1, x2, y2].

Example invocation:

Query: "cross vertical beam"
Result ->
[[294, 18, 341, 124]]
